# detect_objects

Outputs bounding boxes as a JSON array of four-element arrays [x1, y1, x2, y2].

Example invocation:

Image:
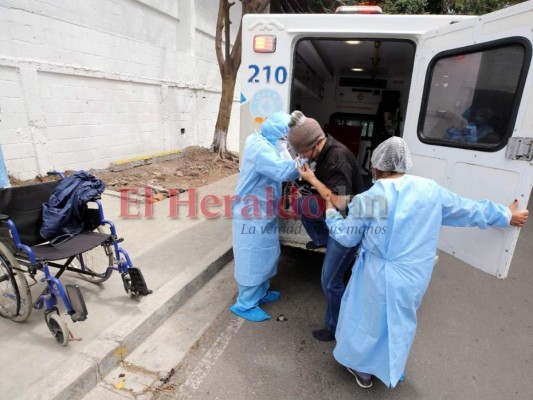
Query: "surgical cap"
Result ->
[[261, 112, 291, 145], [371, 136, 413, 173]]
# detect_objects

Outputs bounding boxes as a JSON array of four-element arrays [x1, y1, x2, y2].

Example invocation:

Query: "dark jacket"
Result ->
[[315, 135, 364, 198], [40, 171, 105, 240]]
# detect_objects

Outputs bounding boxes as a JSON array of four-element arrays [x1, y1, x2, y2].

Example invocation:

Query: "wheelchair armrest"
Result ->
[[0, 214, 10, 222]]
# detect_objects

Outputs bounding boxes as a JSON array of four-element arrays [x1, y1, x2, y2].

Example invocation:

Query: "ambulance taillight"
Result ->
[[253, 35, 276, 53]]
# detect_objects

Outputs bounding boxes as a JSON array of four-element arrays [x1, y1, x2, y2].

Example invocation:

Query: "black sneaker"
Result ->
[[305, 241, 326, 250], [346, 367, 373, 389], [311, 327, 335, 342]]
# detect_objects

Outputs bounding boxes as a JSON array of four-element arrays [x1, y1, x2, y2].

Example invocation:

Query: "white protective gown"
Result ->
[[326, 174, 511, 387], [232, 131, 298, 287]]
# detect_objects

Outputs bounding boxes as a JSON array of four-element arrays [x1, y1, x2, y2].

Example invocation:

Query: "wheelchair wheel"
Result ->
[[0, 242, 32, 322], [75, 226, 114, 284], [46, 312, 69, 346]]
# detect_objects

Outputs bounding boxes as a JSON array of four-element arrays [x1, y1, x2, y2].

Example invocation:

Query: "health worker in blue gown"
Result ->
[[300, 136, 529, 389], [230, 112, 299, 322]]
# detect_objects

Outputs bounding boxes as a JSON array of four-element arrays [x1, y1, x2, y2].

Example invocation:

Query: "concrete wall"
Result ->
[[0, 0, 242, 179]]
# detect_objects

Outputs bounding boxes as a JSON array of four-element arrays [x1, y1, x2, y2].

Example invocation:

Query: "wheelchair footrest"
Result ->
[[66, 284, 88, 322], [127, 267, 152, 296]]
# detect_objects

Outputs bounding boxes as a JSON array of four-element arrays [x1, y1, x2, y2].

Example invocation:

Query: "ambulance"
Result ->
[[239, 2, 533, 279]]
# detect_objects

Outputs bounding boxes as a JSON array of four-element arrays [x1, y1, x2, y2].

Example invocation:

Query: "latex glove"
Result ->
[[509, 199, 529, 227]]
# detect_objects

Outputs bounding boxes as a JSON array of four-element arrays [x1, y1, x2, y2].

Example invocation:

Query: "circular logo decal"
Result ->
[[250, 89, 284, 120]]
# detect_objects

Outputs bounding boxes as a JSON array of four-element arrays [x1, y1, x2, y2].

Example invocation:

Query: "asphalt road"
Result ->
[[155, 221, 533, 400]]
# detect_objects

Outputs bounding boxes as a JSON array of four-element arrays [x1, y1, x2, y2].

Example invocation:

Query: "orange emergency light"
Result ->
[[253, 35, 276, 53]]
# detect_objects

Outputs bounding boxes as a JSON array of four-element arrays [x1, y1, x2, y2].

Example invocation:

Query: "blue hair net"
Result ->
[[261, 112, 290, 145]]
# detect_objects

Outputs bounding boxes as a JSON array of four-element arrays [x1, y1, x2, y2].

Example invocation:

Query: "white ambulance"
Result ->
[[239, 2, 533, 279]]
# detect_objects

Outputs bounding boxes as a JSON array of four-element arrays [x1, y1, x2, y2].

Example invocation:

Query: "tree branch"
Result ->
[[249, 0, 271, 13], [230, 0, 270, 72], [224, 1, 235, 61], [230, 26, 243, 71], [215, 0, 226, 74]]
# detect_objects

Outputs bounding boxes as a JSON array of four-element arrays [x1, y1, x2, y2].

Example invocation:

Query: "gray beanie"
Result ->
[[288, 111, 326, 153]]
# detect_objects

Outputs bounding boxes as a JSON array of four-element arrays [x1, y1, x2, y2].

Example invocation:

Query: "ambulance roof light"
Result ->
[[253, 35, 276, 53], [335, 5, 382, 14]]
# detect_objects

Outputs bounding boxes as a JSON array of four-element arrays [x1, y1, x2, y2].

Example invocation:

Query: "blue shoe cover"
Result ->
[[399, 372, 406, 382], [229, 305, 270, 322], [260, 290, 281, 304]]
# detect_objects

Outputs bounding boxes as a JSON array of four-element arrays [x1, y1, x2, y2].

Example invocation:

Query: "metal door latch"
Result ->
[[505, 137, 533, 161]]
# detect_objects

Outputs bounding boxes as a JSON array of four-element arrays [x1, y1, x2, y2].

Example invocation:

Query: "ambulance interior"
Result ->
[[289, 38, 525, 178], [290, 38, 415, 176]]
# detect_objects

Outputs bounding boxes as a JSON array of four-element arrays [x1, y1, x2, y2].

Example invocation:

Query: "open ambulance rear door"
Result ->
[[240, 11, 473, 249], [403, 1, 533, 278]]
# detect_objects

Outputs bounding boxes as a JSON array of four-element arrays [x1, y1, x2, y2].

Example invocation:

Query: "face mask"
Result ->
[[308, 145, 319, 161], [276, 139, 293, 161], [275, 138, 286, 147]]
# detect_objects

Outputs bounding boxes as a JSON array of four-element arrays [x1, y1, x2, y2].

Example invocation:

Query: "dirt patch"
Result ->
[[9, 146, 240, 198]]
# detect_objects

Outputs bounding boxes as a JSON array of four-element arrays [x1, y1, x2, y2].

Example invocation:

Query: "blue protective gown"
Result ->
[[325, 175, 511, 388], [232, 122, 299, 287], [0, 145, 9, 188]]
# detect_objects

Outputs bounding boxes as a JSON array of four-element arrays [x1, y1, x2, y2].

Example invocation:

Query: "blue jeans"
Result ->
[[295, 196, 358, 332], [322, 236, 358, 332], [295, 195, 329, 247]]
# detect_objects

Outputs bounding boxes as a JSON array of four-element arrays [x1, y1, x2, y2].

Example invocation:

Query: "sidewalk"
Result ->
[[0, 174, 238, 400]]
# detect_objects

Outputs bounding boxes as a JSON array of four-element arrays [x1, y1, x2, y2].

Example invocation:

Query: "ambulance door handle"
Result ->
[[505, 137, 533, 161]]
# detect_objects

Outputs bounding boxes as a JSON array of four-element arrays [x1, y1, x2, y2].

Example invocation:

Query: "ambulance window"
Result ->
[[419, 41, 529, 151]]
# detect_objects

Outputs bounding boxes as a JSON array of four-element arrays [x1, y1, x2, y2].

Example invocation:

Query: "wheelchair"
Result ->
[[0, 172, 151, 345]]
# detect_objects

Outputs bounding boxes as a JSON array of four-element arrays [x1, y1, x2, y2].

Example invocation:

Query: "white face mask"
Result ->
[[276, 139, 293, 161], [275, 138, 286, 147]]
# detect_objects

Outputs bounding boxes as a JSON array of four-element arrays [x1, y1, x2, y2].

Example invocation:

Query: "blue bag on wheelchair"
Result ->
[[40, 171, 105, 240]]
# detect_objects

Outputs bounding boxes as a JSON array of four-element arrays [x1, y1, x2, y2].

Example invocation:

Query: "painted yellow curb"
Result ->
[[112, 150, 182, 166]]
